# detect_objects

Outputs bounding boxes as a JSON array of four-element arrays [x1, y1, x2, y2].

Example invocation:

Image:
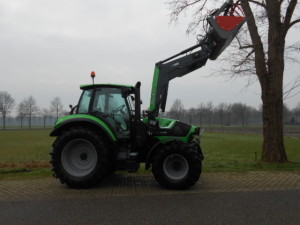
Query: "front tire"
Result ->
[[152, 142, 202, 190], [50, 127, 109, 188]]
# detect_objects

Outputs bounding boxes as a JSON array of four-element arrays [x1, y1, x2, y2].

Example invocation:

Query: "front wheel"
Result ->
[[152, 142, 203, 190]]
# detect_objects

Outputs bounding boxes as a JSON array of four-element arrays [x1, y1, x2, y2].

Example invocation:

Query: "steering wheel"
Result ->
[[113, 104, 126, 113]]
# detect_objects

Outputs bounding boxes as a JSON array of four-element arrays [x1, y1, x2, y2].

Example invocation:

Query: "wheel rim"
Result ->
[[61, 139, 98, 177], [163, 154, 189, 180]]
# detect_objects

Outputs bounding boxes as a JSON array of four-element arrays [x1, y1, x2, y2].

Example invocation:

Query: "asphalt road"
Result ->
[[1, 190, 299, 225]]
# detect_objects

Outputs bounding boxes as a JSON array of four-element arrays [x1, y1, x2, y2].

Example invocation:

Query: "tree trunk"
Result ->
[[43, 117, 46, 128], [199, 115, 202, 127], [29, 114, 32, 129], [220, 115, 224, 127], [240, 0, 288, 163], [260, 37, 287, 162], [2, 114, 5, 129], [227, 112, 231, 126], [208, 114, 212, 128], [261, 79, 287, 162]]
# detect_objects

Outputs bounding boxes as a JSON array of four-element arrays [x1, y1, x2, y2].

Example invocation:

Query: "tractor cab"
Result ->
[[77, 84, 135, 139]]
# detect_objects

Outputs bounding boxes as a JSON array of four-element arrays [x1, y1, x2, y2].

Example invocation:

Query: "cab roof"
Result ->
[[80, 84, 134, 90]]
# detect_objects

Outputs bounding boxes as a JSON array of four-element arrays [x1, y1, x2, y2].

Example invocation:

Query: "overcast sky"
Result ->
[[1, 0, 299, 113]]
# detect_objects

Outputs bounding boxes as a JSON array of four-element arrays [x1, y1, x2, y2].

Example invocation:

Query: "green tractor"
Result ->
[[50, 0, 246, 189]]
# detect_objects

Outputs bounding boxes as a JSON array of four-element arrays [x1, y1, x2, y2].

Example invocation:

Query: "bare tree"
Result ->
[[283, 103, 291, 124], [252, 105, 262, 126], [292, 102, 300, 123], [197, 103, 207, 127], [41, 108, 52, 128], [169, 99, 185, 120], [187, 107, 197, 124], [215, 102, 228, 127], [224, 103, 232, 126], [50, 97, 64, 120], [17, 102, 26, 128], [206, 101, 214, 128], [231, 103, 250, 127], [22, 96, 39, 129], [240, 0, 300, 162], [0, 91, 15, 129], [167, 0, 300, 162]]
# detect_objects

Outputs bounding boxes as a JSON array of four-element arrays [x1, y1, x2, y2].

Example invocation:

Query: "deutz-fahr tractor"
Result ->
[[50, 0, 246, 189]]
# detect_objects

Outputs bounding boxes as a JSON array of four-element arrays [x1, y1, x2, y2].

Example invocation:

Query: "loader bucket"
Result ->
[[206, 2, 246, 60], [216, 16, 245, 31]]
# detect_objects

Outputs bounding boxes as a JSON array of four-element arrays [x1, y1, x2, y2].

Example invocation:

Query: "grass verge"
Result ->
[[0, 129, 299, 179], [201, 132, 300, 172]]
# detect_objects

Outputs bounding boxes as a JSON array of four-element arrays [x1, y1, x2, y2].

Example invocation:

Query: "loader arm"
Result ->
[[148, 0, 246, 119]]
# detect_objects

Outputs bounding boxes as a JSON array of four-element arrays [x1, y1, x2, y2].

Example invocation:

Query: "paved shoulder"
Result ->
[[0, 171, 299, 201]]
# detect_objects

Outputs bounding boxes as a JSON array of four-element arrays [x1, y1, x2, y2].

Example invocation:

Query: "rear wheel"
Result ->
[[61, 139, 98, 178], [152, 142, 202, 190], [50, 127, 109, 188]]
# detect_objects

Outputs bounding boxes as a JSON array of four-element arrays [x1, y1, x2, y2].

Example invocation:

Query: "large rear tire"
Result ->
[[152, 142, 202, 190], [50, 127, 109, 188]]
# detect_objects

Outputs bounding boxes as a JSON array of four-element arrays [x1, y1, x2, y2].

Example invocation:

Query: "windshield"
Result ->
[[77, 90, 93, 114]]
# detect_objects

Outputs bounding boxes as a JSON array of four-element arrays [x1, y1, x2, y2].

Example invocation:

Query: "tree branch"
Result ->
[[288, 18, 300, 29], [283, 75, 300, 100], [249, 0, 267, 9], [283, 0, 298, 33], [232, 49, 255, 71], [236, 36, 254, 49], [168, 0, 205, 18], [240, 0, 268, 79]]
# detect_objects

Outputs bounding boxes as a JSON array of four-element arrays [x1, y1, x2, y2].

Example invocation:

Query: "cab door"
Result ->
[[91, 87, 131, 138]]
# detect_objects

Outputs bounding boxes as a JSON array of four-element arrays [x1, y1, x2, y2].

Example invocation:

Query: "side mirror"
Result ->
[[69, 105, 78, 115]]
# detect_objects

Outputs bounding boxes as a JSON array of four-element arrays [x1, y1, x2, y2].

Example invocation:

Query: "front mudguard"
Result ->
[[145, 138, 204, 170]]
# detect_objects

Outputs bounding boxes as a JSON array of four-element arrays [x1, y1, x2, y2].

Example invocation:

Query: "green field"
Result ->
[[202, 132, 300, 172], [0, 129, 299, 179]]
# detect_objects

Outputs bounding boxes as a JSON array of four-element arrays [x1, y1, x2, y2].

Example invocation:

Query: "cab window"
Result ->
[[92, 87, 130, 137], [77, 90, 92, 114]]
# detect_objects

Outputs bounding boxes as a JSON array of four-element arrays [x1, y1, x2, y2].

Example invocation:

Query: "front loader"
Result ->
[[50, 0, 246, 190]]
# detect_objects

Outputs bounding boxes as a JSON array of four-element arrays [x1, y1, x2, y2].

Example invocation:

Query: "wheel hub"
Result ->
[[80, 152, 88, 161], [163, 154, 189, 181], [61, 139, 98, 177], [172, 161, 182, 170]]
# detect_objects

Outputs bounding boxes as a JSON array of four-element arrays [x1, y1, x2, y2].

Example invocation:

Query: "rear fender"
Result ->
[[50, 115, 117, 142]]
